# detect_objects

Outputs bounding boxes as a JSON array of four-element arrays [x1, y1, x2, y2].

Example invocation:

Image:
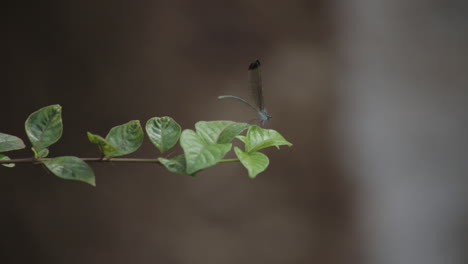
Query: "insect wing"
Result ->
[[248, 60, 264, 111]]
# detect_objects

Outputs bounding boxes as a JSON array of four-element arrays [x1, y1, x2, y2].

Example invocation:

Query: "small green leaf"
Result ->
[[0, 133, 26, 152], [42, 156, 95, 186], [236, 136, 249, 144], [146, 117, 181, 153], [87, 132, 117, 156], [0, 154, 15, 168], [158, 154, 192, 175], [244, 126, 292, 152], [31, 147, 50, 158], [234, 147, 269, 178], [105, 120, 144, 157], [195, 121, 250, 144], [180, 129, 232, 174], [38, 148, 49, 158], [25, 104, 63, 157]]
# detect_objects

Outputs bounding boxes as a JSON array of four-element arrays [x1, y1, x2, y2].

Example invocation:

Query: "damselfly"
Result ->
[[218, 59, 272, 124]]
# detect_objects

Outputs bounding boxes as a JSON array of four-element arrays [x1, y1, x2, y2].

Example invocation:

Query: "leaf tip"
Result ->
[[88, 179, 96, 187]]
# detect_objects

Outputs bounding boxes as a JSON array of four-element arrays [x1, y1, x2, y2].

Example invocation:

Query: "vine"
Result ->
[[0, 104, 292, 186]]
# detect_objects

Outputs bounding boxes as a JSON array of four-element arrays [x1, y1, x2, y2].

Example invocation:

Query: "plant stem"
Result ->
[[1, 157, 240, 165], [219, 158, 240, 163], [0, 157, 161, 164]]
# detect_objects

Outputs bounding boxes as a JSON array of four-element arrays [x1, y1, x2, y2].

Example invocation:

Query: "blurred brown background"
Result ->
[[5, 1, 468, 263], [2, 1, 354, 264]]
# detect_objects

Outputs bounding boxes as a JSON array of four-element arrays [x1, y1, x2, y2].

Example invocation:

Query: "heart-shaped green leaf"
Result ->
[[25, 104, 63, 157], [180, 129, 231, 174], [146, 117, 181, 153], [87, 132, 117, 156], [42, 156, 95, 186], [243, 125, 292, 152], [0, 154, 15, 168], [0, 133, 26, 152], [195, 121, 249, 144], [234, 147, 269, 178], [158, 154, 192, 175], [105, 120, 144, 157]]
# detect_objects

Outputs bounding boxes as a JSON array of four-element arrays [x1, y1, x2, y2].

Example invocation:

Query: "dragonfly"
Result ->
[[218, 59, 272, 124]]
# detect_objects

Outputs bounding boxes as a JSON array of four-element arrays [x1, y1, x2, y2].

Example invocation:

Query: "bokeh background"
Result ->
[[3, 0, 468, 264], [2, 1, 353, 264]]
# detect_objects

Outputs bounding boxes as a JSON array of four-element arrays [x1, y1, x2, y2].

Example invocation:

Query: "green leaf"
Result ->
[[195, 121, 250, 144], [87, 132, 117, 156], [244, 126, 292, 152], [236, 135, 248, 145], [234, 147, 269, 178], [37, 148, 49, 158], [158, 154, 192, 175], [0, 154, 15, 168], [105, 120, 144, 157], [42, 156, 95, 186], [25, 104, 63, 157], [0, 133, 26, 152], [31, 147, 49, 158], [146, 117, 181, 153], [180, 129, 232, 174]]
